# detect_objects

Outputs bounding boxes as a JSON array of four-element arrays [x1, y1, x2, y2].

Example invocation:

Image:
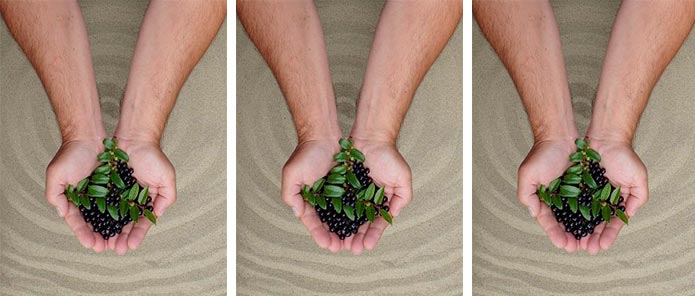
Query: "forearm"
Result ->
[[0, 0, 104, 143], [238, 0, 340, 143], [588, 0, 695, 144], [115, 0, 226, 144], [351, 0, 461, 144], [474, 0, 577, 143]]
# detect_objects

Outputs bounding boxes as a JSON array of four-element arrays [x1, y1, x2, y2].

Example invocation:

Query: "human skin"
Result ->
[[0, 0, 109, 252], [348, 0, 461, 255], [112, 0, 226, 255]]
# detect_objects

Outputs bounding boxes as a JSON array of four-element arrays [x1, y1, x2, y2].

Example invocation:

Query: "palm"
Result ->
[[346, 139, 412, 255], [518, 139, 580, 252], [46, 140, 105, 252], [582, 139, 647, 254], [110, 139, 176, 254]]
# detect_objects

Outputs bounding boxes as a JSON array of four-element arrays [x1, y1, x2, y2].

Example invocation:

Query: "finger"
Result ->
[[92, 233, 106, 253], [625, 184, 648, 217], [342, 233, 355, 251], [128, 218, 153, 250], [63, 205, 95, 249], [388, 185, 412, 217], [327, 232, 342, 253], [563, 233, 577, 253], [536, 205, 566, 249], [517, 168, 541, 218], [300, 203, 331, 249], [363, 218, 390, 250], [108, 233, 118, 250], [579, 234, 590, 250], [45, 169, 69, 218], [350, 223, 369, 255], [153, 182, 176, 217], [280, 172, 305, 217], [115, 223, 134, 255], [587, 223, 606, 255], [599, 219, 624, 250]]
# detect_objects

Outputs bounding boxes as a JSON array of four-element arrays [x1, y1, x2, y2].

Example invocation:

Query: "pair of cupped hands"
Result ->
[[518, 132, 648, 254], [282, 134, 413, 255], [46, 132, 176, 255]]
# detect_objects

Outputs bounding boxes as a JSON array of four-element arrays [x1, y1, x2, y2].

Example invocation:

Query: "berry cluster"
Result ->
[[537, 139, 629, 240], [64, 138, 157, 241], [302, 138, 392, 240]]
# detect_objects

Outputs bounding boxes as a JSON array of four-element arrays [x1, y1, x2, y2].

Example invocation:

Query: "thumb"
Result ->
[[281, 173, 305, 217], [45, 168, 69, 218], [517, 177, 541, 218]]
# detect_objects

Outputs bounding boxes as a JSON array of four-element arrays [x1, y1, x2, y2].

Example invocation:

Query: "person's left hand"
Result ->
[[581, 137, 648, 254], [109, 137, 176, 255], [346, 137, 412, 255]]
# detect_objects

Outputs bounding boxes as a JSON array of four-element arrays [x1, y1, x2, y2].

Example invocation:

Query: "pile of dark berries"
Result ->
[[537, 138, 629, 240], [64, 138, 157, 240], [301, 138, 392, 240]]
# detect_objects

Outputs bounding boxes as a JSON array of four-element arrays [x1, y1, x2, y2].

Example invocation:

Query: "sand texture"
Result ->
[[0, 1, 226, 294], [473, 1, 695, 295], [236, 1, 463, 295]]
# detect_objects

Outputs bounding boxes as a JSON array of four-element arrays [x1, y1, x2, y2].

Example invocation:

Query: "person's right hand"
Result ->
[[281, 137, 345, 253], [517, 137, 580, 253], [45, 138, 107, 252]]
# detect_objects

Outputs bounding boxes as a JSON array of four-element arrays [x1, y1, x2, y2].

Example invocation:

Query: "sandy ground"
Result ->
[[236, 1, 463, 295], [473, 1, 695, 295], [0, 1, 226, 294]]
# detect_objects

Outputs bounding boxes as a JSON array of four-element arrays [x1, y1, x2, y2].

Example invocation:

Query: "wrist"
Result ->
[[586, 93, 635, 145], [113, 123, 161, 146], [296, 122, 341, 145], [60, 118, 106, 145]]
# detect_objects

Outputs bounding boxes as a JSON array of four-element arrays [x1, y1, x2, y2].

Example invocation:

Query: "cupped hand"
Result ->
[[517, 137, 580, 253], [346, 137, 412, 255], [582, 137, 647, 254], [46, 138, 107, 252], [281, 138, 346, 253], [110, 137, 176, 255]]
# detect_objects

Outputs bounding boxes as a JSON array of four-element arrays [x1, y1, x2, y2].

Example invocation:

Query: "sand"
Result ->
[[235, 1, 462, 295], [0, 1, 226, 294], [473, 1, 695, 294]]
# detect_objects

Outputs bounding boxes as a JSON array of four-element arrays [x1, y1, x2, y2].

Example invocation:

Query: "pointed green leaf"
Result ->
[[609, 186, 621, 205], [380, 209, 392, 224], [327, 174, 346, 185], [71, 193, 81, 207], [77, 178, 89, 193], [356, 201, 365, 217], [323, 185, 345, 198], [586, 149, 601, 162], [110, 171, 125, 189], [317, 195, 327, 209], [67, 184, 75, 194], [374, 187, 385, 204], [346, 171, 361, 189], [344, 205, 355, 221], [600, 184, 611, 201], [138, 186, 149, 205], [562, 174, 581, 185], [559, 185, 581, 198], [566, 165, 583, 175], [339, 138, 351, 150], [602, 205, 611, 223], [90, 174, 108, 185], [144, 209, 157, 224], [114, 148, 129, 162], [87, 185, 108, 198], [120, 187, 130, 199], [301, 184, 310, 196], [579, 205, 592, 220], [592, 200, 601, 217], [366, 205, 375, 223], [333, 151, 347, 162], [357, 189, 366, 200], [128, 183, 140, 201], [616, 209, 628, 224], [538, 191, 551, 206], [364, 183, 376, 202], [96, 197, 106, 213], [575, 139, 588, 150], [569, 152, 583, 162], [538, 184, 546, 194], [81, 195, 91, 209], [94, 164, 110, 175], [66, 190, 77, 204], [351, 149, 366, 162], [568, 197, 578, 213], [592, 189, 602, 199], [130, 205, 139, 223], [103, 138, 116, 150], [312, 179, 325, 193], [97, 152, 110, 163], [120, 200, 128, 218], [552, 195, 563, 210], [107, 205, 120, 220], [306, 193, 316, 206], [330, 165, 347, 175], [549, 178, 561, 193], [332, 197, 342, 213], [582, 171, 598, 189]]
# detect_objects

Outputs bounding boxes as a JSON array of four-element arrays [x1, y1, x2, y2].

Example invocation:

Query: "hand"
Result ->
[[517, 137, 581, 253], [110, 137, 176, 255], [45, 139, 108, 252], [346, 137, 412, 255], [582, 137, 647, 254], [281, 138, 346, 253]]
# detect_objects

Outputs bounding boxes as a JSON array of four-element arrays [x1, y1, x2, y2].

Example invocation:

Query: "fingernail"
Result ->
[[56, 207, 65, 217], [528, 207, 536, 217], [292, 207, 301, 217]]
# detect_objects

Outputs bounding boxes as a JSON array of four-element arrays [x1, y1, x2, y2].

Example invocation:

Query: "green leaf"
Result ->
[[592, 189, 602, 199], [599, 184, 611, 201], [538, 184, 546, 194], [374, 187, 385, 204], [332, 197, 342, 213], [67, 184, 75, 194], [552, 195, 563, 210], [366, 205, 375, 223], [346, 171, 361, 189], [380, 209, 392, 224], [114, 148, 129, 162], [87, 185, 108, 198], [549, 178, 561, 193], [81, 195, 91, 209], [356, 201, 365, 217], [96, 197, 106, 213], [77, 178, 89, 193], [579, 205, 592, 220], [566, 165, 583, 175], [120, 200, 128, 218], [103, 138, 116, 150], [306, 192, 316, 206], [609, 186, 621, 205], [97, 152, 111, 163], [582, 171, 598, 189], [364, 183, 376, 202], [330, 165, 347, 175], [562, 174, 581, 185], [559, 185, 581, 198], [301, 184, 310, 196], [120, 187, 130, 199], [90, 174, 109, 185], [128, 183, 140, 201], [333, 151, 347, 162], [144, 209, 157, 225], [351, 149, 366, 162], [107, 205, 120, 220], [312, 179, 325, 193], [94, 164, 110, 175], [130, 205, 139, 223], [586, 148, 601, 162], [344, 205, 355, 221], [357, 189, 366, 201], [317, 195, 327, 209], [327, 174, 346, 185], [602, 205, 611, 223], [71, 193, 81, 207], [575, 138, 588, 150], [138, 186, 149, 205], [538, 191, 551, 206], [568, 197, 578, 213], [339, 138, 351, 150], [616, 209, 629, 225], [569, 152, 583, 163], [592, 200, 601, 217], [110, 171, 125, 189], [323, 185, 345, 198], [66, 190, 77, 204]]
